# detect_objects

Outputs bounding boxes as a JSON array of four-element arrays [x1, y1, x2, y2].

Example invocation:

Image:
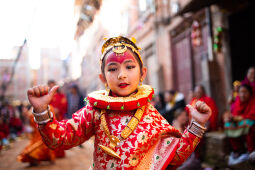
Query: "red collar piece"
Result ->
[[87, 85, 154, 111]]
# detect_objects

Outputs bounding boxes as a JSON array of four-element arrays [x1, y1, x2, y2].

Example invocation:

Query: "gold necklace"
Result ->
[[99, 106, 145, 159]]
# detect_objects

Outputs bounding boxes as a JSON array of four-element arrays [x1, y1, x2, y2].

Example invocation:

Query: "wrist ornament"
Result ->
[[32, 106, 53, 125], [187, 120, 207, 138]]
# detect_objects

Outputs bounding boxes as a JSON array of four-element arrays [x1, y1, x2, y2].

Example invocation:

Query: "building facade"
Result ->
[[126, 0, 255, 116], [0, 44, 31, 102]]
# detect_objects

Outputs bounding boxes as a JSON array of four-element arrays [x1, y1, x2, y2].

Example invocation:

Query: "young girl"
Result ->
[[27, 36, 211, 169]]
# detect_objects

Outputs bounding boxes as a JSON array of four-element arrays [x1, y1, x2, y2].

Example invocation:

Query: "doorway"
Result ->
[[228, 1, 255, 81]]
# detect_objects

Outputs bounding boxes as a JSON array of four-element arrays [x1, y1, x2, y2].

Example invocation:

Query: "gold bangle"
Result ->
[[187, 120, 206, 138]]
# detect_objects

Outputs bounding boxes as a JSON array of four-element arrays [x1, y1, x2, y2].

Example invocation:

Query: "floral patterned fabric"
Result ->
[[38, 103, 200, 169]]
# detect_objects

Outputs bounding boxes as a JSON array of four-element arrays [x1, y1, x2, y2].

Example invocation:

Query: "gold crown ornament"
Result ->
[[233, 80, 241, 87], [100, 36, 143, 65]]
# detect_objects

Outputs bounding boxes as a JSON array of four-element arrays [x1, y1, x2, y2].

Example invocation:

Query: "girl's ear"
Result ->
[[141, 67, 147, 81], [99, 74, 107, 84]]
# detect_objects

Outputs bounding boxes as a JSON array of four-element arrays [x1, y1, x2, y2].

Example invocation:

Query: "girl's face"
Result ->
[[100, 49, 146, 97], [194, 86, 204, 99]]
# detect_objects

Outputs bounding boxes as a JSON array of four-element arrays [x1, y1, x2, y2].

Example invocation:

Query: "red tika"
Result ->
[[38, 85, 200, 169]]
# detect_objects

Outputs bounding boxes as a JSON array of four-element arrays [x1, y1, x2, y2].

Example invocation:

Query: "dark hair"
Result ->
[[247, 66, 255, 75], [157, 92, 166, 108], [48, 80, 56, 85], [195, 84, 206, 94], [100, 48, 143, 77], [174, 108, 186, 119], [169, 90, 176, 95], [239, 84, 252, 95], [248, 66, 255, 70]]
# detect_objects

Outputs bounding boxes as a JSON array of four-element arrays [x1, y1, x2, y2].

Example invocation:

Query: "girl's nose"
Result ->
[[118, 69, 127, 79]]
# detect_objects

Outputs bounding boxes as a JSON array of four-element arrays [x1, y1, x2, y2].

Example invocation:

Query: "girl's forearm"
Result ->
[[38, 105, 96, 150]]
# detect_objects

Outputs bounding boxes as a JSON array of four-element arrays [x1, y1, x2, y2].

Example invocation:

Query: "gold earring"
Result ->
[[139, 78, 143, 86], [105, 84, 110, 95]]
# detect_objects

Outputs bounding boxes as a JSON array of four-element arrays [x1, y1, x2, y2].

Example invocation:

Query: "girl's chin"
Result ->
[[112, 89, 137, 97], [115, 92, 133, 97]]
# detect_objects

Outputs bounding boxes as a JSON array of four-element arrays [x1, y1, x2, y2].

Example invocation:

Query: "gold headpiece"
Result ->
[[101, 36, 143, 65], [233, 80, 241, 87]]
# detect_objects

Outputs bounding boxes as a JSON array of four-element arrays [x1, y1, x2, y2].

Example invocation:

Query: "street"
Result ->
[[0, 137, 94, 170]]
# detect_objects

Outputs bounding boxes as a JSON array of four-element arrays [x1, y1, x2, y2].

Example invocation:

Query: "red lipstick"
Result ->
[[119, 83, 129, 88]]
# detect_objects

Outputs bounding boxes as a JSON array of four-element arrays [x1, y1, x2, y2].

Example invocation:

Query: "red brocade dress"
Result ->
[[38, 85, 200, 169]]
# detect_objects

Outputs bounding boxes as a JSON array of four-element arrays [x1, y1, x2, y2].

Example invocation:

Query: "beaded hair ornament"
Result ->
[[100, 36, 143, 65], [233, 80, 241, 87]]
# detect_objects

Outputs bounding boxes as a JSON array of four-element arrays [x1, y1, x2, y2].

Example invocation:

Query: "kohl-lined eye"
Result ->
[[108, 67, 117, 72], [127, 65, 136, 69]]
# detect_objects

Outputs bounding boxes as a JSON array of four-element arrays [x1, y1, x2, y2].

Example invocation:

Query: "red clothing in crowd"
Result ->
[[0, 123, 9, 138], [242, 78, 255, 93], [228, 95, 255, 152], [232, 96, 255, 121], [9, 117, 23, 135], [17, 114, 56, 163], [50, 92, 68, 121]]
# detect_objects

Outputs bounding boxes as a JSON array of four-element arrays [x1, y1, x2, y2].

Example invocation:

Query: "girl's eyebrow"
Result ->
[[107, 62, 118, 66], [124, 59, 135, 64]]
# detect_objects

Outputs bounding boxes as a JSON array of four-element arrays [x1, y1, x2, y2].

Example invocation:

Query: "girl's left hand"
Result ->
[[186, 101, 212, 126]]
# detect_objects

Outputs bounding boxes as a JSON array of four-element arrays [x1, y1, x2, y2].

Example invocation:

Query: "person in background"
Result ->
[[21, 104, 33, 138], [66, 84, 84, 119], [172, 108, 189, 133], [153, 92, 166, 115], [0, 116, 9, 150], [48, 80, 67, 158], [9, 110, 23, 140], [224, 84, 255, 165], [163, 90, 186, 124], [228, 81, 241, 113], [174, 108, 203, 170], [48, 80, 68, 121], [17, 108, 56, 166], [187, 89, 194, 104], [190, 85, 218, 131], [242, 66, 255, 93]]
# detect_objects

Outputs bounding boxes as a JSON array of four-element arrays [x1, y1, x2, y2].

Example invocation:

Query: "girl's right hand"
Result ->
[[27, 85, 59, 113]]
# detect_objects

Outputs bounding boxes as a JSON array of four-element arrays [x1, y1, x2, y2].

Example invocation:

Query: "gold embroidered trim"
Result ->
[[88, 85, 153, 103]]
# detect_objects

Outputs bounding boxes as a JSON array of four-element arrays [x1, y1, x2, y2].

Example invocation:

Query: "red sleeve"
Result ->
[[38, 104, 98, 150], [169, 130, 200, 166]]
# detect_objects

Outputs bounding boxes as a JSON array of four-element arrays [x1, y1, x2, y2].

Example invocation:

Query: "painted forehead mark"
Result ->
[[105, 51, 136, 65]]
